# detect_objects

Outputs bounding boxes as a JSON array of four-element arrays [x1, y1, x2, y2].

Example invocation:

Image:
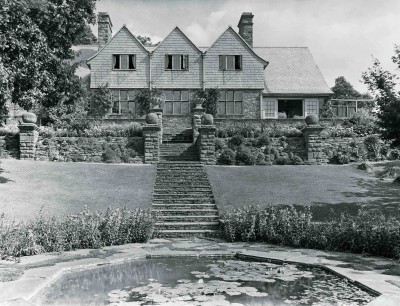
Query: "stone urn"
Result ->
[[22, 112, 37, 124], [201, 113, 214, 125], [145, 113, 159, 125], [305, 114, 319, 125]]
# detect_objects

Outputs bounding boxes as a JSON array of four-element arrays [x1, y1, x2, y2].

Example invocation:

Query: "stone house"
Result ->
[[82, 12, 332, 122]]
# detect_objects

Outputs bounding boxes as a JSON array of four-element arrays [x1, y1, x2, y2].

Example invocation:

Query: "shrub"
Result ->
[[292, 155, 304, 165], [220, 205, 400, 259], [215, 138, 226, 151], [228, 134, 245, 149], [71, 153, 85, 162], [103, 147, 121, 163], [389, 148, 400, 160], [235, 147, 256, 165], [217, 148, 236, 165], [256, 134, 271, 147], [330, 152, 350, 164], [364, 135, 381, 160], [275, 157, 292, 165], [0, 208, 154, 258]]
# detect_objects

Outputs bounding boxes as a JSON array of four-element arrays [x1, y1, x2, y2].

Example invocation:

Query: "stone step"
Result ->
[[156, 175, 207, 179], [158, 161, 201, 164], [153, 209, 219, 215], [154, 229, 219, 238], [153, 203, 216, 209], [154, 189, 212, 193], [156, 215, 219, 222], [153, 198, 214, 204], [155, 222, 220, 230], [154, 185, 211, 189], [153, 194, 213, 199], [160, 157, 198, 161], [153, 190, 212, 195]]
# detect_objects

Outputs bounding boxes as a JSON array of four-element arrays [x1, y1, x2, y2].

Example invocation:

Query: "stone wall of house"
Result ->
[[0, 135, 19, 158], [35, 136, 144, 163]]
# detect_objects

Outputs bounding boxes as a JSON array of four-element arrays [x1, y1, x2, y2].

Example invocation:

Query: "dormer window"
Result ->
[[165, 54, 189, 70], [219, 55, 242, 70], [113, 54, 136, 70]]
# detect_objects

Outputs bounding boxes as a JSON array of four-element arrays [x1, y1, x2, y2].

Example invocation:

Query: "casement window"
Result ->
[[218, 90, 243, 115], [165, 54, 189, 70], [219, 55, 242, 70], [164, 90, 190, 115], [111, 90, 137, 114], [112, 54, 136, 70], [304, 99, 319, 117], [263, 99, 278, 118]]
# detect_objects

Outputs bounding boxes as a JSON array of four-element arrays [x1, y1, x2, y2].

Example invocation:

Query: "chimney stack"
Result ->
[[238, 12, 254, 48], [98, 12, 112, 49]]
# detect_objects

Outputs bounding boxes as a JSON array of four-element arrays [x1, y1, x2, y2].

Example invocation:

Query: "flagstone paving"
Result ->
[[0, 238, 399, 305]]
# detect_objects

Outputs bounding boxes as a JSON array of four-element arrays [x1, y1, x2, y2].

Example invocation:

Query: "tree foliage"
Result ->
[[88, 84, 113, 118], [331, 76, 365, 99], [137, 35, 159, 47], [362, 45, 400, 146], [72, 23, 97, 45], [0, 0, 97, 122], [134, 88, 163, 116]]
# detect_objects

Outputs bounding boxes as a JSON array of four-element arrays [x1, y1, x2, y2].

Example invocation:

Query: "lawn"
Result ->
[[0, 160, 156, 221], [206, 163, 400, 220]]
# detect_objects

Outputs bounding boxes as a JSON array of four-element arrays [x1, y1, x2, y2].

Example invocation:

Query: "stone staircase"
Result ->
[[160, 128, 198, 162], [152, 161, 220, 237]]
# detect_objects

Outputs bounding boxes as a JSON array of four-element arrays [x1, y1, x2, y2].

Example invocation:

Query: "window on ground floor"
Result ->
[[163, 90, 190, 115], [218, 90, 243, 115], [111, 90, 137, 115], [278, 100, 303, 118]]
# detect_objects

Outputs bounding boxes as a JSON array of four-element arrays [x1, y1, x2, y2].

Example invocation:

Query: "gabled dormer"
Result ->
[[204, 26, 267, 89], [151, 27, 203, 89], [87, 26, 150, 89]]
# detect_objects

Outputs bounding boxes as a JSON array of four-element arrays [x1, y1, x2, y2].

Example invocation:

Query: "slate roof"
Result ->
[[254, 47, 332, 95]]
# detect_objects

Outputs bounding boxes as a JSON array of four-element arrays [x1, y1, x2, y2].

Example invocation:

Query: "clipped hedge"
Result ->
[[0, 207, 154, 259], [220, 205, 400, 259]]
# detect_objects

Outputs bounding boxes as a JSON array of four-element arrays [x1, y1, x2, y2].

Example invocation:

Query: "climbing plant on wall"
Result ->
[[193, 88, 221, 117], [134, 88, 163, 116]]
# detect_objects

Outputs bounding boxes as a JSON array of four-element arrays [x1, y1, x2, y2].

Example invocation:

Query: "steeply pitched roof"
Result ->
[[86, 25, 149, 63], [254, 47, 332, 95], [150, 26, 202, 54], [207, 27, 268, 68]]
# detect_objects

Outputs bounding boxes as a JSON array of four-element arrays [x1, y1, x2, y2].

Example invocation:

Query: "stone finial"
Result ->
[[145, 113, 159, 125], [201, 114, 214, 125], [22, 112, 37, 124], [305, 114, 319, 125], [238, 12, 254, 47]]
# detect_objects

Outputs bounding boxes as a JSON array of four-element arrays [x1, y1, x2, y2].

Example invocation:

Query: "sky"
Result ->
[[94, 0, 400, 93]]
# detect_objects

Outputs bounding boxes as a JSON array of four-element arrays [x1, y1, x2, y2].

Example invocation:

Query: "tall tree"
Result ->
[[72, 24, 97, 45], [362, 45, 400, 146], [137, 35, 160, 47], [331, 76, 364, 99], [0, 0, 97, 122]]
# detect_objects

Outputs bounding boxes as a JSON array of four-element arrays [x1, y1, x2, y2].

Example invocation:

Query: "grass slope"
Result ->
[[206, 164, 400, 219], [0, 160, 156, 221]]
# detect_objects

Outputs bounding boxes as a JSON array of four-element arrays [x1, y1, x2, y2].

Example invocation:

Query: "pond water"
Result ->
[[32, 257, 376, 306]]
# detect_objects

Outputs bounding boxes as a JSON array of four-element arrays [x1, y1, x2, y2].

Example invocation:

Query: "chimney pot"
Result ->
[[98, 12, 113, 49], [237, 12, 254, 48]]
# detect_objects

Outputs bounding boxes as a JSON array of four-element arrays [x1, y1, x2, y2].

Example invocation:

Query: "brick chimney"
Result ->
[[237, 12, 254, 48], [98, 12, 112, 49]]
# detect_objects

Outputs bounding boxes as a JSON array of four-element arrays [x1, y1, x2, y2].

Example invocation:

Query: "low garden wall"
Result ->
[[35, 136, 144, 163]]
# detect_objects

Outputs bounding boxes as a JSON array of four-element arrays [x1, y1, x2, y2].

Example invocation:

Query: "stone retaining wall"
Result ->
[[0, 135, 19, 158], [35, 136, 144, 163]]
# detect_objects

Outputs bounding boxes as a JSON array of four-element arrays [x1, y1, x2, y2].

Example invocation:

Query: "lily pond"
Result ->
[[32, 257, 376, 306]]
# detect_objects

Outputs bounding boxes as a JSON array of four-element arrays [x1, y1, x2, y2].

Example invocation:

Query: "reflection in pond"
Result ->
[[33, 258, 375, 305]]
